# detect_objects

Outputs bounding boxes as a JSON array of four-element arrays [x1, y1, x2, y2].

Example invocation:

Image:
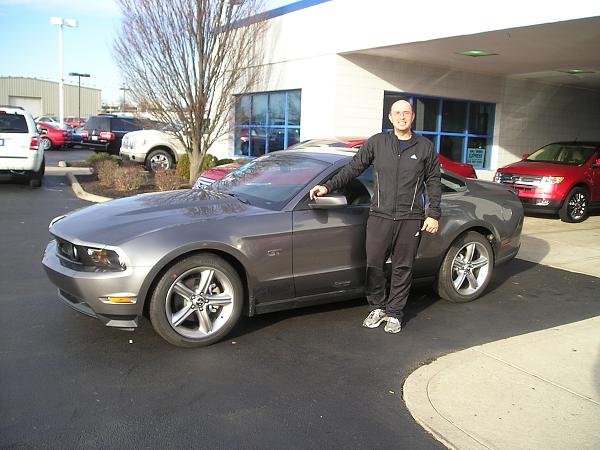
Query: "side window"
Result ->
[[441, 172, 467, 193], [330, 166, 374, 206]]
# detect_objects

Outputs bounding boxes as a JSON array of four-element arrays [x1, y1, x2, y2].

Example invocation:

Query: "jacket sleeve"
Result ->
[[324, 139, 374, 192], [425, 145, 442, 220]]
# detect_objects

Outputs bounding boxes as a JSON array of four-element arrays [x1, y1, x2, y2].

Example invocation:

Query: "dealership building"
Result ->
[[211, 0, 600, 179]]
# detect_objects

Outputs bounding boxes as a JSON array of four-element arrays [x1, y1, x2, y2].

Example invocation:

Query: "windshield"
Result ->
[[527, 144, 596, 166], [209, 155, 328, 210]]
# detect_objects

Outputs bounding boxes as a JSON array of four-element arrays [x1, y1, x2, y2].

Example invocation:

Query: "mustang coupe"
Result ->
[[43, 148, 523, 347]]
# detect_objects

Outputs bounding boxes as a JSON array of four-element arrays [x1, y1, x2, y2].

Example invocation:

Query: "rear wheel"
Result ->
[[559, 187, 588, 223], [28, 157, 45, 188], [436, 231, 494, 303], [40, 137, 52, 151], [149, 254, 244, 348]]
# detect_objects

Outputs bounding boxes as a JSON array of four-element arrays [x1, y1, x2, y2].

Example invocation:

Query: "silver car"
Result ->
[[42, 148, 523, 347]]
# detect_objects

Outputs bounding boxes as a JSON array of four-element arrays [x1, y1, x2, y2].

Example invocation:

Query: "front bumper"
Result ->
[[42, 240, 152, 329], [519, 198, 562, 214], [120, 148, 148, 163]]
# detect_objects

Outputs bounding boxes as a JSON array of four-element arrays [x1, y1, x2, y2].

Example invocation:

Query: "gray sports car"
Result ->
[[42, 148, 523, 347]]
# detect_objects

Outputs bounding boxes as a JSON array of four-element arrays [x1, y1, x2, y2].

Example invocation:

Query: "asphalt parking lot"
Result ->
[[1, 159, 599, 449]]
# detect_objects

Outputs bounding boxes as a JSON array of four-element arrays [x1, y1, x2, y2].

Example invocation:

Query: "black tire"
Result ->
[[149, 254, 244, 348], [28, 158, 45, 188], [559, 187, 589, 223], [146, 149, 174, 171], [436, 231, 494, 303]]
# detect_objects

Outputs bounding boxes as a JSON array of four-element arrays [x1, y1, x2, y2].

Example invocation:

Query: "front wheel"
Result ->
[[559, 187, 588, 223], [436, 231, 494, 303], [149, 254, 244, 348], [146, 149, 174, 171]]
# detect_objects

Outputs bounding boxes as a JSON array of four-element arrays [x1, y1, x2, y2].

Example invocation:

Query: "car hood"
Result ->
[[498, 160, 579, 176], [50, 189, 265, 246]]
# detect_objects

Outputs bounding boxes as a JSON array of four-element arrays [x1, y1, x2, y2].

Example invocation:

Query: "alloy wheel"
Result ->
[[165, 266, 235, 339], [568, 192, 587, 221], [450, 241, 490, 296]]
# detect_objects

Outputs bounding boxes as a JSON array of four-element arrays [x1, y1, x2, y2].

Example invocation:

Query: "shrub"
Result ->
[[113, 165, 147, 191], [95, 159, 120, 187], [86, 152, 121, 169], [234, 158, 251, 165], [154, 169, 186, 191], [200, 153, 218, 171], [216, 158, 234, 166], [176, 153, 190, 180], [177, 152, 218, 181]]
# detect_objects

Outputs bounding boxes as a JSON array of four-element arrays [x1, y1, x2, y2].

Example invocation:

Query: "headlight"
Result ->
[[85, 247, 126, 272], [539, 176, 564, 184]]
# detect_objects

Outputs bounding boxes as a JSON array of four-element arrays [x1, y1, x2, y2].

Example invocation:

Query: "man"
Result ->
[[309, 100, 441, 333]]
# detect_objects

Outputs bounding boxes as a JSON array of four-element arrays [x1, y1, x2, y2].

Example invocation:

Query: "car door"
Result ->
[[292, 168, 373, 298], [591, 150, 600, 202]]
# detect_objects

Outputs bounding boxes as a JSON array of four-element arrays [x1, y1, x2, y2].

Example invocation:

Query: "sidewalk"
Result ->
[[404, 216, 600, 450]]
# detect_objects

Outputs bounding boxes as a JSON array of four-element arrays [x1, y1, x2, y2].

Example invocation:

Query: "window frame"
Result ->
[[383, 92, 496, 169], [234, 89, 301, 157]]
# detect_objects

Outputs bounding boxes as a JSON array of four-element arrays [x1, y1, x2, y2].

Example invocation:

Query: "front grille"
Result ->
[[497, 173, 542, 185]]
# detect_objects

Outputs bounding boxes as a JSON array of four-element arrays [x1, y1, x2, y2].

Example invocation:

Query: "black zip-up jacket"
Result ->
[[324, 132, 441, 220]]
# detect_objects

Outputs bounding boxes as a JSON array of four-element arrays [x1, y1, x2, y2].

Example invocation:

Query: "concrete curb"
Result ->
[[404, 317, 600, 450], [66, 172, 112, 203]]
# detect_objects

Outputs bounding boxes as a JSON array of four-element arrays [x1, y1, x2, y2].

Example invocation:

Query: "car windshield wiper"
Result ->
[[222, 191, 250, 205]]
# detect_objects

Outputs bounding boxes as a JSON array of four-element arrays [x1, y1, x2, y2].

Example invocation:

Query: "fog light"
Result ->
[[104, 296, 136, 304], [536, 199, 550, 206]]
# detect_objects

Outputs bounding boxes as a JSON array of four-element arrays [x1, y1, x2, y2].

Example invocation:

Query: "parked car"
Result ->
[[70, 125, 84, 146], [120, 126, 186, 171], [37, 121, 73, 150], [494, 141, 600, 222], [80, 114, 158, 155], [64, 116, 86, 128], [43, 147, 523, 347], [288, 137, 478, 178], [194, 162, 244, 187], [35, 115, 60, 126], [0, 106, 45, 187]]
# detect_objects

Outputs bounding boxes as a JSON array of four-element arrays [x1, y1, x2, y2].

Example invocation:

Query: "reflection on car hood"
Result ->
[[500, 160, 580, 175], [51, 189, 264, 245]]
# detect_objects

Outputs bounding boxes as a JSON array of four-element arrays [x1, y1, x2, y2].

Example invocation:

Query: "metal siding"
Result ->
[[0, 77, 101, 117]]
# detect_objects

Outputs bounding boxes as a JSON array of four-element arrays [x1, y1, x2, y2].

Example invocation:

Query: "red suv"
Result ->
[[494, 142, 600, 222]]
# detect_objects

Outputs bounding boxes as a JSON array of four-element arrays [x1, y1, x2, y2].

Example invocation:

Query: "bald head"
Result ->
[[389, 99, 413, 115], [389, 100, 414, 137]]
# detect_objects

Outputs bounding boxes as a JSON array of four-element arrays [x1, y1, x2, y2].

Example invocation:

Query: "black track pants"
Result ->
[[365, 215, 422, 320]]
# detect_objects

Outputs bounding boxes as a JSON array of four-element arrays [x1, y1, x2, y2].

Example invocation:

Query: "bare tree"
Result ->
[[114, 0, 266, 182]]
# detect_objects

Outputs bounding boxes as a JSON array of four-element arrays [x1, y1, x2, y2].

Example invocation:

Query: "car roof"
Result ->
[[547, 141, 600, 147], [271, 146, 355, 164]]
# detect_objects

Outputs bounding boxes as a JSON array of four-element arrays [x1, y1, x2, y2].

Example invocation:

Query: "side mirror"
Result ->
[[309, 195, 348, 209], [521, 153, 529, 159]]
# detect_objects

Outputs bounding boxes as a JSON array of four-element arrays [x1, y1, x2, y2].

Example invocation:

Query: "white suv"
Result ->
[[0, 106, 45, 187], [120, 127, 186, 172]]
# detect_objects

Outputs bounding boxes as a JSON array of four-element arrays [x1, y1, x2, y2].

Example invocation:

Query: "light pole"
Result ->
[[50, 16, 78, 128], [68, 72, 90, 123], [120, 86, 130, 112]]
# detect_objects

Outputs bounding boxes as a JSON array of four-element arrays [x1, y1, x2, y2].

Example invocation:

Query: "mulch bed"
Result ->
[[75, 173, 160, 199]]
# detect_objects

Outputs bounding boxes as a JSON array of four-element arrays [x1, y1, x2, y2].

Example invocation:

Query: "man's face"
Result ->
[[389, 100, 415, 133]]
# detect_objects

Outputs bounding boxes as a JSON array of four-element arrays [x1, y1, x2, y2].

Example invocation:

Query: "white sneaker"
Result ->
[[384, 317, 402, 333], [362, 309, 387, 328]]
